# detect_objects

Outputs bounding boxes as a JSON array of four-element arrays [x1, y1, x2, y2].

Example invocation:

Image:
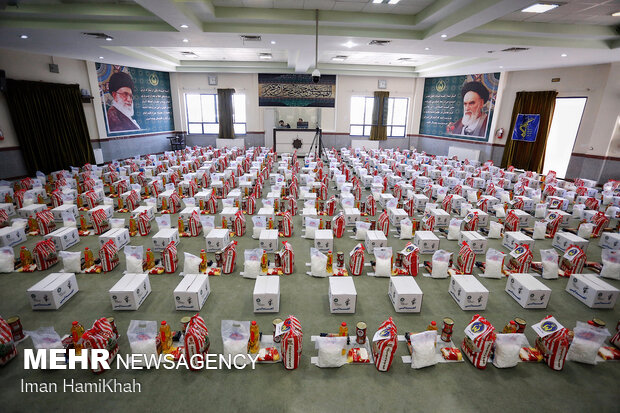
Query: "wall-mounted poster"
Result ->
[[258, 73, 336, 107], [96, 63, 174, 136], [420, 73, 500, 141], [511, 114, 541, 142]]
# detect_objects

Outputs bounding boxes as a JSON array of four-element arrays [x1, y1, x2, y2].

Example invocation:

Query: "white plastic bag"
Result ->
[[566, 322, 610, 365], [577, 223, 593, 239], [482, 248, 504, 279], [410, 331, 437, 369], [145, 198, 157, 209], [600, 249, 620, 280], [310, 248, 328, 277], [200, 215, 215, 236], [221, 320, 251, 364], [374, 247, 393, 277], [460, 203, 472, 217], [124, 245, 144, 273], [533, 221, 547, 240], [488, 221, 503, 239], [243, 248, 263, 279], [540, 249, 559, 279], [467, 190, 478, 203], [184, 252, 202, 274], [127, 320, 158, 367], [493, 204, 506, 218], [399, 218, 413, 240], [61, 211, 77, 227], [0, 247, 14, 273], [305, 217, 320, 239], [356, 221, 371, 241], [447, 218, 462, 240], [431, 250, 451, 278], [156, 215, 171, 230], [316, 336, 347, 368], [493, 333, 527, 368], [59, 250, 82, 273], [572, 204, 585, 219], [535, 203, 547, 219], [110, 218, 125, 229], [252, 216, 266, 239]]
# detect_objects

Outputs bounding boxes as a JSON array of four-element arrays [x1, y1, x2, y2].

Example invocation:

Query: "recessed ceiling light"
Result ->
[[180, 24, 188, 29], [343, 41, 356, 48], [440, 34, 448, 38], [20, 34, 28, 39], [182, 38, 189, 43], [388, 0, 400, 4], [372, 0, 383, 3], [499, 66, 503, 68], [424, 47, 430, 50], [99, 56, 104, 59], [521, 3, 559, 13], [105, 36, 113, 41], [259, 53, 272, 60], [271, 41, 276, 45], [612, 12, 620, 17], [332, 56, 347, 62], [561, 53, 567, 57]]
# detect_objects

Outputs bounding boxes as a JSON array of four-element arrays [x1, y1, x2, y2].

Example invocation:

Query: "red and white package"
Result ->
[[324, 196, 336, 216], [189, 211, 201, 237], [280, 241, 294, 275], [138, 212, 151, 236], [349, 243, 365, 276], [125, 190, 140, 211], [91, 208, 109, 235], [36, 210, 56, 236], [99, 239, 119, 272], [50, 190, 63, 208], [286, 197, 298, 216], [610, 324, 620, 349], [281, 212, 293, 237], [421, 211, 435, 231], [281, 315, 303, 370], [222, 241, 237, 274], [559, 245, 586, 275], [477, 197, 489, 213], [365, 195, 377, 216], [533, 315, 570, 371], [234, 210, 246, 237], [461, 314, 496, 369], [456, 242, 475, 274], [504, 210, 519, 232], [319, 183, 328, 200], [372, 317, 398, 372], [332, 213, 345, 238], [591, 212, 609, 238], [403, 198, 415, 217], [377, 210, 391, 236], [463, 211, 479, 232], [0, 317, 18, 366], [544, 211, 563, 238], [162, 241, 178, 273], [585, 197, 599, 211], [246, 195, 256, 215], [34, 239, 58, 271], [442, 194, 453, 212], [184, 314, 210, 371], [168, 192, 182, 213], [80, 318, 118, 374], [400, 242, 420, 276], [506, 244, 533, 273]]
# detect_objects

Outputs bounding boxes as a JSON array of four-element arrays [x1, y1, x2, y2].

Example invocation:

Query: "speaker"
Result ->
[[0, 70, 5, 93]]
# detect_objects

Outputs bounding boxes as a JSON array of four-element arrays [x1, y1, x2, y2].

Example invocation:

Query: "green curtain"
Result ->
[[370, 90, 389, 141], [501, 90, 558, 173], [4, 79, 95, 175], [217, 88, 235, 139]]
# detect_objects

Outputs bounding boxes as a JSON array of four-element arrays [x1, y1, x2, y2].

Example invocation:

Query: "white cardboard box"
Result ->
[[99, 228, 130, 250], [343, 207, 361, 227], [0, 203, 16, 216], [220, 206, 239, 225], [179, 207, 201, 224], [50, 204, 78, 222], [314, 229, 334, 252], [109, 273, 151, 311], [132, 205, 155, 221], [365, 230, 387, 253], [547, 209, 571, 227], [260, 229, 279, 253], [565, 273, 619, 309], [552, 231, 589, 252], [18, 204, 47, 219], [412, 194, 429, 211], [387, 207, 408, 227], [204, 228, 229, 252], [257, 207, 275, 221], [388, 277, 423, 313], [152, 228, 180, 251], [414, 231, 440, 254], [448, 275, 489, 311], [253, 276, 280, 313], [0, 226, 26, 247], [87, 205, 114, 225], [44, 226, 79, 251], [459, 231, 488, 254], [505, 273, 552, 309], [430, 208, 450, 227], [466, 208, 489, 227], [173, 274, 210, 311], [511, 209, 533, 228], [599, 232, 620, 249], [514, 196, 534, 212], [27, 273, 78, 310], [329, 277, 357, 314], [502, 231, 535, 250]]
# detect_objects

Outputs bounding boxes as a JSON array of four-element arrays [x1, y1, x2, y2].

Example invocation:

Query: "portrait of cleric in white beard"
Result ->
[[106, 71, 141, 132], [446, 81, 490, 138]]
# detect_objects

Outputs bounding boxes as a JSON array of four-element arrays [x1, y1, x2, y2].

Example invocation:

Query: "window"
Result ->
[[542, 97, 587, 179], [185, 93, 246, 135], [350, 96, 408, 137]]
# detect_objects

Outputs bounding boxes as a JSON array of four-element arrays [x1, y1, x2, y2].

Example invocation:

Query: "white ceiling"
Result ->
[[0, 0, 618, 77]]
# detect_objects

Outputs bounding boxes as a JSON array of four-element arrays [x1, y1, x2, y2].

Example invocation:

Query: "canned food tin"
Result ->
[[395, 252, 403, 268], [181, 316, 191, 331], [106, 317, 119, 338], [215, 250, 223, 268], [514, 317, 527, 333], [370, 220, 376, 230], [7, 316, 24, 341], [337, 252, 344, 268], [356, 322, 367, 345], [440, 317, 454, 342], [273, 318, 283, 343]]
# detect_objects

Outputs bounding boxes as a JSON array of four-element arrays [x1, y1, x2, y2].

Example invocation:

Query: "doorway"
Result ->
[[542, 97, 587, 178]]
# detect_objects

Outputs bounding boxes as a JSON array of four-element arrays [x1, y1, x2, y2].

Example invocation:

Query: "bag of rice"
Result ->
[[533, 221, 547, 240], [493, 333, 527, 368], [183, 252, 202, 274], [431, 250, 451, 279], [399, 218, 413, 240], [493, 204, 506, 218], [243, 248, 263, 279], [356, 221, 371, 241], [488, 221, 503, 239], [500, 192, 511, 203], [460, 203, 472, 217], [600, 249, 620, 280], [535, 203, 547, 219], [447, 218, 462, 240], [410, 330, 438, 369], [221, 320, 251, 365], [252, 216, 266, 239], [566, 322, 610, 365], [155, 215, 171, 230], [310, 248, 328, 277], [62, 211, 77, 227], [482, 248, 504, 279], [572, 204, 585, 219], [316, 336, 347, 368], [110, 218, 125, 229], [59, 250, 82, 273], [540, 249, 559, 279], [577, 223, 593, 239], [467, 190, 478, 203], [305, 217, 320, 239], [0, 247, 14, 273], [374, 247, 393, 277], [200, 215, 215, 236], [124, 245, 144, 273]]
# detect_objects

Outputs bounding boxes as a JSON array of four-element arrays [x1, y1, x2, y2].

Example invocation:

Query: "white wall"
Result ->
[[0, 48, 100, 149]]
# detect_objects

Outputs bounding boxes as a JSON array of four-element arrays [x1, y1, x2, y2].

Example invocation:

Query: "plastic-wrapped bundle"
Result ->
[[252, 216, 266, 239], [431, 250, 450, 278], [532, 221, 546, 240], [566, 322, 610, 365], [184, 252, 202, 274], [310, 248, 328, 277], [243, 248, 263, 279], [221, 320, 251, 364], [482, 249, 504, 279], [0, 247, 14, 273], [493, 333, 527, 368], [374, 247, 392, 277], [540, 249, 559, 279], [488, 221, 503, 239], [305, 217, 320, 239], [399, 218, 413, 240], [410, 331, 437, 369], [447, 218, 462, 240], [316, 336, 347, 368], [124, 245, 143, 274], [600, 249, 620, 280], [577, 223, 593, 239], [356, 221, 371, 241]]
